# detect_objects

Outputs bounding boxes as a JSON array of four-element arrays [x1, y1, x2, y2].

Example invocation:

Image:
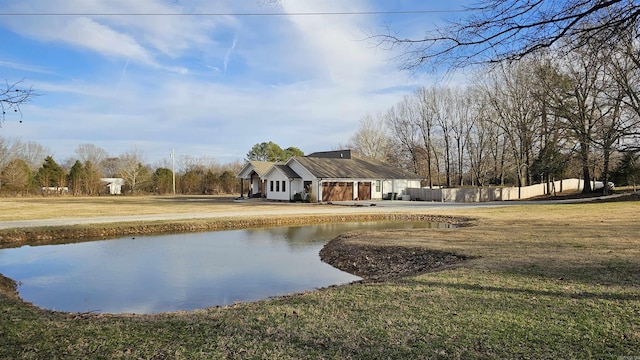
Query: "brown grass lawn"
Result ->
[[0, 195, 268, 221], [0, 196, 639, 359]]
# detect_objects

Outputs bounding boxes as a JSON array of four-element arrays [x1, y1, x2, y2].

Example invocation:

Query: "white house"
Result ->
[[236, 161, 278, 198], [100, 178, 125, 195], [237, 150, 422, 202]]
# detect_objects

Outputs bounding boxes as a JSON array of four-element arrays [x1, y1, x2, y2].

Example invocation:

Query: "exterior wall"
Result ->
[[315, 178, 420, 202], [406, 178, 597, 203], [371, 180, 383, 200], [287, 160, 315, 180], [287, 159, 320, 201], [264, 171, 291, 201], [251, 176, 261, 195], [382, 179, 421, 199], [290, 179, 304, 198]]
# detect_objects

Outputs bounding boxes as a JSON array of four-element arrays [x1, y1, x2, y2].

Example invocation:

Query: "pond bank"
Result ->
[[0, 213, 470, 247], [320, 232, 473, 280]]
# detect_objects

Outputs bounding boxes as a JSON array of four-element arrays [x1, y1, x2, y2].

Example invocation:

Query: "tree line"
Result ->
[[348, 29, 640, 194], [0, 139, 244, 196]]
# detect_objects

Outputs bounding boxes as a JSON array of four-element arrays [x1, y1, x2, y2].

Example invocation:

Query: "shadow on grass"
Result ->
[[402, 277, 638, 302], [400, 257, 640, 302], [497, 258, 640, 288]]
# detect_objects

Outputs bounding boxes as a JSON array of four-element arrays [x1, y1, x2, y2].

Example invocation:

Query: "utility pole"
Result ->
[[171, 147, 176, 195]]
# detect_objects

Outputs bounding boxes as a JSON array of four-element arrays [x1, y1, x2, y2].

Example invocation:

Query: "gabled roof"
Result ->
[[236, 161, 279, 179], [272, 164, 301, 179], [290, 155, 421, 180], [263, 164, 302, 179]]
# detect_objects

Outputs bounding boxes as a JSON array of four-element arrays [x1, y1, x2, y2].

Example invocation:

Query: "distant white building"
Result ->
[[100, 178, 125, 195]]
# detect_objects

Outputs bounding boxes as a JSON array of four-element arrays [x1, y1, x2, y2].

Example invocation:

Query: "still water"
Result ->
[[0, 221, 443, 314]]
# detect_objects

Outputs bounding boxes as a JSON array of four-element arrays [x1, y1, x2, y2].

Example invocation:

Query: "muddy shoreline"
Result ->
[[320, 232, 472, 281]]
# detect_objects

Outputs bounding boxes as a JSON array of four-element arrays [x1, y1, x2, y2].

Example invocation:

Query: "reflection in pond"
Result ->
[[0, 221, 446, 314]]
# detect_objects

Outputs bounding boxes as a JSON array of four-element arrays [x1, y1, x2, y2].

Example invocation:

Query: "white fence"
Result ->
[[406, 178, 603, 203]]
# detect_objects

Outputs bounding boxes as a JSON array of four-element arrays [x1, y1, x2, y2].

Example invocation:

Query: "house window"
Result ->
[[282, 181, 286, 192], [276, 181, 280, 192], [270, 181, 274, 192], [376, 180, 381, 192]]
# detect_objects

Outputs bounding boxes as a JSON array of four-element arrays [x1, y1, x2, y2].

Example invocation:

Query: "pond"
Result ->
[[0, 221, 447, 314]]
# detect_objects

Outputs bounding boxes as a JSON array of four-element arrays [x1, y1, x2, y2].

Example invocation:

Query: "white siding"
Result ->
[[264, 170, 291, 201], [372, 180, 383, 200], [382, 179, 421, 199], [290, 179, 304, 197], [287, 159, 315, 180], [287, 159, 319, 201]]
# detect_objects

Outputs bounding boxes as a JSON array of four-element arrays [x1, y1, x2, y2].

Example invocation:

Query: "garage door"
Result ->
[[322, 182, 353, 202], [358, 182, 371, 200]]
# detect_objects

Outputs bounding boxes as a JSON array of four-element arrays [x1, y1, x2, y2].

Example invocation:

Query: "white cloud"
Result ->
[[0, 60, 57, 75], [63, 17, 155, 64], [280, 0, 388, 87], [1, 0, 448, 164], [0, 0, 221, 66]]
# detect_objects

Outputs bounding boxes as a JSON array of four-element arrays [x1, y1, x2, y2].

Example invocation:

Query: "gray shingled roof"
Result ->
[[292, 156, 421, 180], [273, 164, 301, 178]]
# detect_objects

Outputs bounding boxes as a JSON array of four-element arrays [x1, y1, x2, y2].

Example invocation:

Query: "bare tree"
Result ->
[[75, 143, 109, 170], [583, 29, 640, 194], [415, 87, 439, 188], [1, 80, 36, 124], [9, 140, 50, 171], [347, 113, 392, 161], [546, 39, 613, 193], [0, 136, 11, 169], [385, 97, 421, 174], [1, 158, 33, 195], [608, 26, 640, 152], [448, 87, 475, 186], [480, 60, 542, 188], [117, 147, 150, 193], [374, 0, 640, 72], [430, 88, 455, 187], [466, 87, 495, 186]]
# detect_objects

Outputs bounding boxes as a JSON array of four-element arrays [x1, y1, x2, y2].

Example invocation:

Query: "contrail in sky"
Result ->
[[223, 34, 237, 75], [115, 58, 130, 91]]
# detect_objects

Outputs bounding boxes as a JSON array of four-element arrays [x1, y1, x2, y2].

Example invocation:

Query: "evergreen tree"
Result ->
[[68, 160, 84, 195], [246, 142, 304, 162], [153, 167, 174, 194], [36, 156, 65, 192], [83, 161, 104, 195], [610, 151, 640, 187]]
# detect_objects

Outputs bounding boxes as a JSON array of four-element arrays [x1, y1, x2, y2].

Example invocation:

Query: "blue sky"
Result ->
[[0, 0, 470, 165]]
